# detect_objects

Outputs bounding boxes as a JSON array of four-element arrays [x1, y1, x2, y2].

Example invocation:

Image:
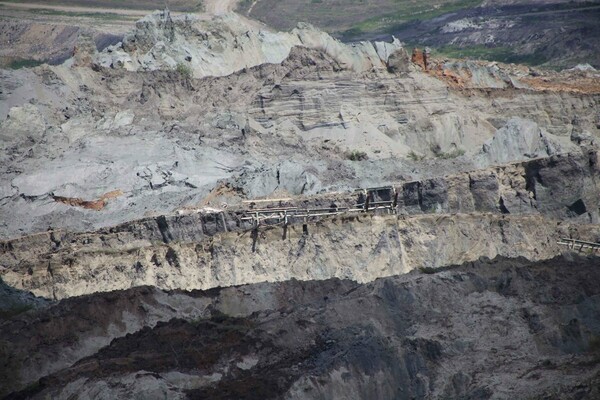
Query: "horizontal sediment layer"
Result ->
[[1, 152, 599, 300], [1, 211, 599, 300]]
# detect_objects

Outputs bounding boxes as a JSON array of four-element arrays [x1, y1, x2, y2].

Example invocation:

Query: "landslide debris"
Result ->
[[2, 255, 600, 399]]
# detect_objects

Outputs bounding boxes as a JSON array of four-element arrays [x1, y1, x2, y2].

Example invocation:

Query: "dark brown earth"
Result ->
[[2, 254, 600, 399]]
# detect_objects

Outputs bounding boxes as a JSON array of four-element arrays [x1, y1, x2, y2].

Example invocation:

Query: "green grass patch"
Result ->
[[175, 62, 193, 79], [341, 0, 482, 39], [436, 148, 465, 159], [429, 143, 465, 159], [341, 0, 600, 39], [5, 58, 45, 69], [407, 151, 425, 161], [345, 150, 368, 161]]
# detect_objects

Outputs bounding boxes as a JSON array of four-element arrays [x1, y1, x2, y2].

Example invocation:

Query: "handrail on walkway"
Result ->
[[240, 201, 396, 227], [557, 238, 600, 253]]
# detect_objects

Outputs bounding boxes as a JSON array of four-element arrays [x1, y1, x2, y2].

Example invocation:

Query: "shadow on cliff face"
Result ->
[[0, 277, 49, 319], [3, 254, 600, 399]]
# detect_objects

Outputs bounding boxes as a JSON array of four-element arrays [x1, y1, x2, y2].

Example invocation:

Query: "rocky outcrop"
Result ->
[[386, 47, 412, 74], [71, 34, 98, 68], [411, 48, 429, 70], [401, 150, 600, 221], [478, 118, 568, 164], [0, 103, 46, 142], [6, 211, 597, 301], [95, 11, 404, 78], [430, 60, 528, 89]]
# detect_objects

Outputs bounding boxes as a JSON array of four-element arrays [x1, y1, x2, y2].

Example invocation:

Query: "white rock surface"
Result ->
[[94, 11, 403, 78], [0, 103, 46, 141], [479, 117, 578, 165]]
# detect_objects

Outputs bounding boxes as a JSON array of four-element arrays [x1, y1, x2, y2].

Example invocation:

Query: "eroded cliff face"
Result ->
[[0, 12, 599, 239], [2, 152, 599, 300], [0, 213, 583, 300], [1, 10, 600, 400], [2, 255, 600, 399]]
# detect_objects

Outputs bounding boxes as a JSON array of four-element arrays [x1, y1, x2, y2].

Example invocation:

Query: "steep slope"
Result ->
[[1, 9, 600, 400], [2, 151, 600, 300], [0, 11, 598, 238], [2, 255, 600, 398]]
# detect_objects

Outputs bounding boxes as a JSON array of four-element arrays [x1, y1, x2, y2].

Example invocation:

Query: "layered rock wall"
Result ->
[[2, 152, 599, 300], [1, 213, 585, 300]]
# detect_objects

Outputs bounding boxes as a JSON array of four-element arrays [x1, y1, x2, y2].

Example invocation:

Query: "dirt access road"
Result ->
[[204, 0, 238, 14], [0, 0, 239, 15], [0, 1, 153, 16]]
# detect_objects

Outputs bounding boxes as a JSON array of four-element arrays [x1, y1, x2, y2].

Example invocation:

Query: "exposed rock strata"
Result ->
[[6, 211, 599, 301], [0, 13, 599, 238], [0, 10, 600, 400], [2, 150, 599, 299]]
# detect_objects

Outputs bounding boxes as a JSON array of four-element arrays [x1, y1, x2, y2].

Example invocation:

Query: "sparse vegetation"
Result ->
[[346, 150, 368, 161], [430, 145, 465, 160], [407, 151, 425, 161], [175, 62, 193, 79], [242, 0, 598, 69], [436, 149, 465, 159], [245, 0, 481, 35], [344, 0, 482, 38]]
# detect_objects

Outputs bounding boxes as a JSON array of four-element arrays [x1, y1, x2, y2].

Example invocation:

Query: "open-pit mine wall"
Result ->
[[2, 151, 599, 300]]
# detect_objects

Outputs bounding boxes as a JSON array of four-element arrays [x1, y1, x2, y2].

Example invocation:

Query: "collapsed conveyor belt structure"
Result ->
[[240, 186, 397, 228]]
